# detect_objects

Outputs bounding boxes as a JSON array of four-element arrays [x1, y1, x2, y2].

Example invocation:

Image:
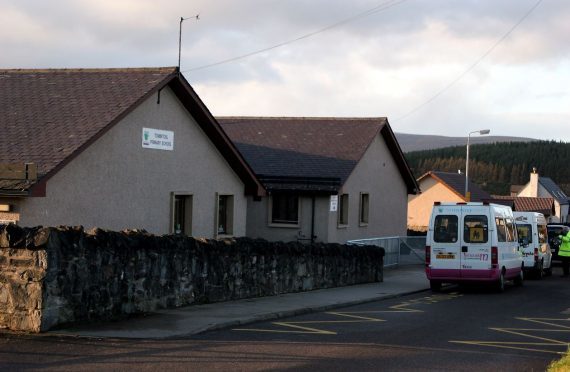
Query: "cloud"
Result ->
[[1, 0, 569, 141]]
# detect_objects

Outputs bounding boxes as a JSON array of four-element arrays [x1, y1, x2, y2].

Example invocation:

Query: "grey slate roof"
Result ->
[[0, 68, 264, 196], [232, 143, 349, 192], [218, 117, 419, 194], [0, 68, 176, 179], [539, 177, 569, 205]]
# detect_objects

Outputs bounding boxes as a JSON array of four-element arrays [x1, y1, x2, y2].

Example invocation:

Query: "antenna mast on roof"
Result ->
[[178, 14, 200, 76]]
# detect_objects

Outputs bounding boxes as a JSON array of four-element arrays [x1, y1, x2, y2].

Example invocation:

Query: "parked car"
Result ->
[[426, 202, 523, 292], [514, 212, 552, 278], [547, 224, 566, 261]]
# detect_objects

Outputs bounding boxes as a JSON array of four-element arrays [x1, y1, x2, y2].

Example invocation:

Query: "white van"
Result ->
[[426, 202, 524, 292], [513, 212, 552, 278]]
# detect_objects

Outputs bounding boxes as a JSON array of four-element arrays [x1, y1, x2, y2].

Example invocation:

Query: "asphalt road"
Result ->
[[1, 267, 569, 371]]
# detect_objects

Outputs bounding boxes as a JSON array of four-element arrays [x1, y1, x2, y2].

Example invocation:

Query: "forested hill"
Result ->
[[405, 141, 570, 195], [395, 133, 534, 152]]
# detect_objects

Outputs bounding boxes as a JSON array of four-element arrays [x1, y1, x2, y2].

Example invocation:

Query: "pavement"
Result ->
[[51, 265, 429, 339]]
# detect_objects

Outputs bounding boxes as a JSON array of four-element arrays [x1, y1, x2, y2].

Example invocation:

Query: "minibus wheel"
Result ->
[[536, 260, 544, 280], [496, 271, 506, 292], [430, 280, 441, 292], [544, 265, 552, 276], [514, 267, 524, 286]]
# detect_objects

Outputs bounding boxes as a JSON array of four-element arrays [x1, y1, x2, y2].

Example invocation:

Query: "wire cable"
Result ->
[[182, 0, 408, 72], [393, 0, 544, 123]]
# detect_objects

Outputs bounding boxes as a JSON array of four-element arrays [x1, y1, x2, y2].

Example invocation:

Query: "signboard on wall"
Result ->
[[142, 128, 174, 151], [330, 195, 338, 212]]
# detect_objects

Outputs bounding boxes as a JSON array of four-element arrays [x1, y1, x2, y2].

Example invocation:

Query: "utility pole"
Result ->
[[178, 14, 199, 75]]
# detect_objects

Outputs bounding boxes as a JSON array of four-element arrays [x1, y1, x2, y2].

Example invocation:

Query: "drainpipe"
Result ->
[[311, 195, 316, 244]]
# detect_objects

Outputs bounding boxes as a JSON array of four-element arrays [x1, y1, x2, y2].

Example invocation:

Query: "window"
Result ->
[[270, 194, 299, 225], [433, 215, 458, 243], [506, 218, 517, 242], [516, 224, 532, 244], [359, 193, 369, 225], [171, 194, 193, 235], [338, 194, 349, 226], [463, 215, 488, 243], [217, 194, 234, 236], [538, 224, 547, 244], [495, 217, 507, 242]]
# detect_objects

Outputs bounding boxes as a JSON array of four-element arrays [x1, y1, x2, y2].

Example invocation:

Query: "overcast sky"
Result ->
[[2, 0, 569, 141]]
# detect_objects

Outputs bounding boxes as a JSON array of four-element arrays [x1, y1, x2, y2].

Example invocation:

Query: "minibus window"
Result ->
[[463, 215, 488, 243], [505, 218, 517, 242], [495, 217, 507, 242], [538, 225, 547, 244], [516, 224, 532, 244], [433, 215, 458, 243], [548, 226, 564, 240]]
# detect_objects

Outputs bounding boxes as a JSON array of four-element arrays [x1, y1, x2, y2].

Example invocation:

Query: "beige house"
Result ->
[[408, 171, 490, 232], [0, 68, 264, 237], [219, 117, 419, 243], [516, 169, 569, 223]]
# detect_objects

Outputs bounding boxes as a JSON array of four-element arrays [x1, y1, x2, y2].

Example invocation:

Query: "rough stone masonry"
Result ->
[[0, 224, 384, 332]]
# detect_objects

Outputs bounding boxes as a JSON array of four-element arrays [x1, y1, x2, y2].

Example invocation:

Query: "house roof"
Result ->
[[218, 117, 418, 194], [487, 195, 555, 216], [510, 184, 524, 195], [418, 171, 491, 202], [539, 177, 569, 205], [0, 68, 263, 196]]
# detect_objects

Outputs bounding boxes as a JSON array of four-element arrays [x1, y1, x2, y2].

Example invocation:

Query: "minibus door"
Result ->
[[460, 210, 491, 278], [431, 208, 462, 276]]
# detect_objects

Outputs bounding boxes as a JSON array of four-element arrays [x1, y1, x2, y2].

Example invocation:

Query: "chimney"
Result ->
[[530, 167, 539, 197]]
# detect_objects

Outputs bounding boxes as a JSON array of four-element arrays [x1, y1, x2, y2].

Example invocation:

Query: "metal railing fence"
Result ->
[[347, 236, 426, 268]]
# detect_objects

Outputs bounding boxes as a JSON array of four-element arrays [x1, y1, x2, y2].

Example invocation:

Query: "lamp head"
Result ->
[[479, 129, 490, 135]]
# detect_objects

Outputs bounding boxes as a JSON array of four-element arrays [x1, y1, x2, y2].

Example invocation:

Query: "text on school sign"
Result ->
[[142, 128, 174, 151]]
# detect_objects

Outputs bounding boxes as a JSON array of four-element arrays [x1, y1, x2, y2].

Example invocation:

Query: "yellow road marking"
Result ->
[[325, 312, 386, 322], [451, 317, 570, 355], [232, 293, 461, 335], [389, 304, 424, 313], [490, 327, 568, 345], [330, 309, 420, 313], [233, 322, 337, 335], [273, 322, 337, 335], [517, 317, 570, 329], [452, 341, 565, 345], [450, 341, 566, 355], [284, 320, 381, 324]]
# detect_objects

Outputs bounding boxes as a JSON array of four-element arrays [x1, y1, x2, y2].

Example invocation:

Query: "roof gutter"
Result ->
[[0, 189, 29, 197]]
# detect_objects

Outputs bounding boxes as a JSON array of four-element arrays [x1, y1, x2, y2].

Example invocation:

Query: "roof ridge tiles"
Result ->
[[0, 67, 178, 74], [217, 116, 387, 121]]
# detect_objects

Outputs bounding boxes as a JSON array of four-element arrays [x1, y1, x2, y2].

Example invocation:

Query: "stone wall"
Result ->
[[0, 225, 384, 332]]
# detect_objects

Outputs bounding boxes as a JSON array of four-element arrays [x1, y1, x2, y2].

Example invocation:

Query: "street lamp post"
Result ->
[[465, 129, 490, 200]]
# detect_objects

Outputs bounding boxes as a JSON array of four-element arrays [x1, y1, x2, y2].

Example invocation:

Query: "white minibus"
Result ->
[[426, 202, 524, 292], [513, 212, 552, 278]]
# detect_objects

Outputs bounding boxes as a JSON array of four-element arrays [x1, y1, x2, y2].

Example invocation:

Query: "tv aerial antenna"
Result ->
[[178, 14, 200, 75]]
